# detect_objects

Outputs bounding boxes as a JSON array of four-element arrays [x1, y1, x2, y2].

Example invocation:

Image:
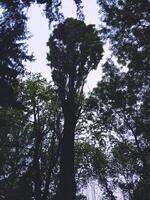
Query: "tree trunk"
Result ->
[[55, 103, 76, 200], [42, 134, 60, 200], [33, 103, 42, 200]]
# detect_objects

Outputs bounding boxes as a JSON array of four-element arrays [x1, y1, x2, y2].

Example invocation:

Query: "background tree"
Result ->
[[0, 73, 110, 200], [0, 0, 32, 107], [94, 1, 150, 198], [0, 74, 63, 200], [86, 59, 150, 199], [97, 0, 150, 69], [0, 0, 83, 107], [47, 18, 103, 200], [1, 0, 149, 199]]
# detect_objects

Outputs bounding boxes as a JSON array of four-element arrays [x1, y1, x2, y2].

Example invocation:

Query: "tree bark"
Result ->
[[55, 102, 77, 200]]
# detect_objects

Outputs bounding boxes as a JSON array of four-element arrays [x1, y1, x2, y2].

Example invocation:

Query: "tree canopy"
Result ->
[[0, 0, 149, 200], [47, 18, 103, 200], [0, 0, 83, 107]]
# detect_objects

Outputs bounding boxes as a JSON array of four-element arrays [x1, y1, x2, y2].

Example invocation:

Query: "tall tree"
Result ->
[[0, 74, 62, 200], [86, 59, 150, 199], [0, 0, 33, 107], [96, 1, 150, 198], [47, 18, 103, 200], [0, 0, 84, 107]]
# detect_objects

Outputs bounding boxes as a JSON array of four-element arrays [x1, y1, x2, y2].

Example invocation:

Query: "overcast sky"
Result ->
[[26, 0, 110, 93]]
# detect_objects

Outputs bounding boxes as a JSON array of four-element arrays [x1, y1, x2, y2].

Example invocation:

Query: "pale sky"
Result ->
[[26, 0, 110, 93]]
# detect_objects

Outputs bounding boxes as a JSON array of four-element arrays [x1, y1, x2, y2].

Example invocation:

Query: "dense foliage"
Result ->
[[47, 18, 103, 200], [0, 0, 149, 200], [0, 0, 83, 107], [0, 0, 32, 106]]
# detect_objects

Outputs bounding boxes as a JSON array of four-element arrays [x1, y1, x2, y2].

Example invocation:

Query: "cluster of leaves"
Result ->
[[0, 74, 63, 200], [82, 0, 150, 199], [0, 0, 83, 107], [0, 0, 149, 199], [47, 18, 103, 112], [98, 0, 150, 69], [0, 0, 32, 106], [86, 59, 150, 199], [0, 74, 107, 200]]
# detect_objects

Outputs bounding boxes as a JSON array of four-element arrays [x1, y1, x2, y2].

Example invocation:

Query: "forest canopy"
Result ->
[[0, 0, 149, 200]]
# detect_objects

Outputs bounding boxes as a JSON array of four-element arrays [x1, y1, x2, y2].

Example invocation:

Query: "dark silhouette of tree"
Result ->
[[0, 74, 109, 200], [96, 1, 150, 198], [1, 0, 149, 199], [97, 0, 150, 69], [0, 0, 83, 107], [47, 18, 103, 200], [0, 74, 62, 200], [86, 59, 150, 199], [0, 1, 32, 107]]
